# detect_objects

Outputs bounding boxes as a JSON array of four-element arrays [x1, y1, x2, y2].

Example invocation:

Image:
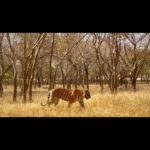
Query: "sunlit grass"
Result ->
[[0, 85, 150, 117]]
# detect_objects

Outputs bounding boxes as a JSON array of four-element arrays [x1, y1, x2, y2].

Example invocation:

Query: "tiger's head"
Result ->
[[84, 89, 91, 100]]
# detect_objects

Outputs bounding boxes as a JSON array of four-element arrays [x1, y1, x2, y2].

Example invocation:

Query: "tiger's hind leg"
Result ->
[[54, 98, 60, 106], [48, 97, 55, 106], [48, 101, 54, 106], [67, 101, 73, 108]]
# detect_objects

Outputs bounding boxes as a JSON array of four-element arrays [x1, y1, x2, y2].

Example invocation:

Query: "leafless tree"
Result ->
[[7, 33, 18, 102], [48, 33, 55, 90], [0, 33, 5, 97], [28, 33, 47, 102], [93, 33, 106, 93], [123, 33, 150, 91]]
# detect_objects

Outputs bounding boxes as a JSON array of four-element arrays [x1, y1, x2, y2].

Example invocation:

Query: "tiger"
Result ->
[[41, 88, 91, 109]]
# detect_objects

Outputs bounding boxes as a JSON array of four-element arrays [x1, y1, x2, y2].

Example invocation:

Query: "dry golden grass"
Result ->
[[0, 84, 150, 117]]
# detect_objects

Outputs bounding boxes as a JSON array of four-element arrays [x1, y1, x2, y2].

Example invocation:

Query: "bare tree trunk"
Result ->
[[95, 76, 99, 85], [23, 62, 27, 103], [81, 67, 85, 88], [49, 59, 53, 90], [39, 67, 43, 86], [60, 63, 65, 88], [37, 72, 41, 88], [53, 64, 59, 89], [132, 77, 137, 92], [0, 34, 4, 97], [98, 73, 104, 94], [20, 85, 23, 96], [114, 62, 118, 95], [0, 75, 3, 97], [34, 72, 37, 89], [110, 76, 115, 94], [34, 71, 40, 89], [19, 75, 22, 89], [66, 70, 72, 89], [74, 71, 78, 89], [67, 78, 72, 89], [84, 64, 89, 90], [29, 71, 35, 102], [74, 65, 78, 89], [49, 33, 55, 90], [13, 71, 18, 102]]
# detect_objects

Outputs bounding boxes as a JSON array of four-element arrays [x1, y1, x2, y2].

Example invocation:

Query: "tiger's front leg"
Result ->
[[79, 100, 85, 109], [78, 96, 85, 109]]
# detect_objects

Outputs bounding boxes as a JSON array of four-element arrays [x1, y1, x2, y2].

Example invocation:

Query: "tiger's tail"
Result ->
[[41, 90, 52, 106]]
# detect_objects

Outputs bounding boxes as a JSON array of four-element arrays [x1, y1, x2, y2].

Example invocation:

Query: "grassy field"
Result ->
[[0, 84, 150, 117]]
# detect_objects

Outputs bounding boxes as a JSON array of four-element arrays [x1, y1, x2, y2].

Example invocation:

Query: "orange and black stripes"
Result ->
[[41, 88, 91, 108]]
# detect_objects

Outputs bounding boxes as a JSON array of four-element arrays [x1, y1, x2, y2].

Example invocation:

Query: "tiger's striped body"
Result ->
[[41, 88, 91, 108]]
